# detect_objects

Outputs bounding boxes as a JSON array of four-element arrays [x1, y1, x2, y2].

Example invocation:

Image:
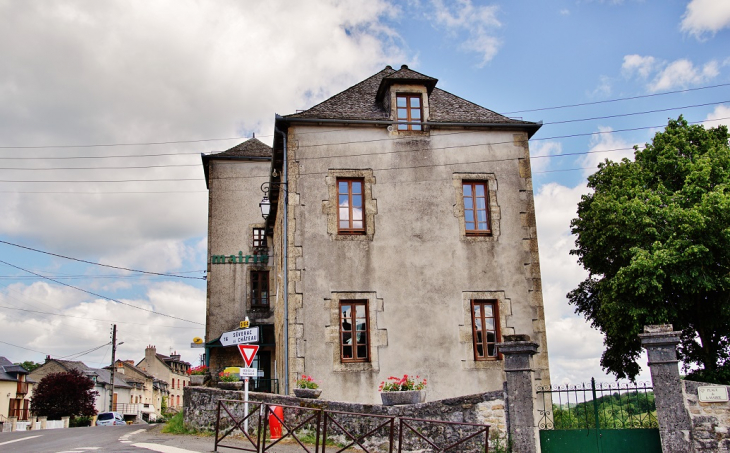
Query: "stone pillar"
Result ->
[[28, 415, 36, 430], [639, 324, 692, 453], [38, 416, 47, 430], [497, 334, 539, 453], [61, 416, 70, 429], [9, 416, 17, 432]]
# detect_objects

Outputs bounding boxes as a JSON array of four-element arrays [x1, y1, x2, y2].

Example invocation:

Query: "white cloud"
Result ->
[[0, 0, 405, 265], [703, 104, 730, 129], [649, 59, 720, 92], [530, 141, 563, 173], [560, 9, 570, 16], [681, 0, 730, 39], [621, 54, 657, 79], [579, 126, 637, 178], [431, 0, 502, 66]]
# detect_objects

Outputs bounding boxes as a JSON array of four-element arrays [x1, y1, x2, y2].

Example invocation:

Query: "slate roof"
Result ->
[[0, 356, 28, 382], [215, 137, 272, 158], [35, 359, 129, 387], [286, 65, 538, 127]]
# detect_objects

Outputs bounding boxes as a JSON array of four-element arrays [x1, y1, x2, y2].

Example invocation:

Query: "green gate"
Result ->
[[537, 378, 662, 453]]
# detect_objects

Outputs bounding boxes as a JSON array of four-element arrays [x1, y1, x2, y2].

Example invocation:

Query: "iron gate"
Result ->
[[537, 378, 661, 453]]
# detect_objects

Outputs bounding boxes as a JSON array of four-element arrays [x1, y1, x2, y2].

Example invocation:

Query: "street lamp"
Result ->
[[260, 182, 285, 220]]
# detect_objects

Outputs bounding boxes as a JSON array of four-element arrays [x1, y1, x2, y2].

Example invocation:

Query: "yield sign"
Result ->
[[237, 344, 259, 368]]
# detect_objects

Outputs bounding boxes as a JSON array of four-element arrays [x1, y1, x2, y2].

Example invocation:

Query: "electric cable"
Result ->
[[0, 240, 206, 280]]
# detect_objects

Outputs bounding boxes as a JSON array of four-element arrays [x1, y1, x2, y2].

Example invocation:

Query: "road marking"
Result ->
[[119, 428, 148, 443], [0, 435, 42, 446], [132, 443, 202, 453]]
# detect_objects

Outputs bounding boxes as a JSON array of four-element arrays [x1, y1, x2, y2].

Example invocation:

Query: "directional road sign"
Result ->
[[220, 326, 259, 346]]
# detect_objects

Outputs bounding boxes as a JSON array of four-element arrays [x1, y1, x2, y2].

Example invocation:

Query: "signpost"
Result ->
[[236, 344, 259, 432], [220, 327, 259, 346]]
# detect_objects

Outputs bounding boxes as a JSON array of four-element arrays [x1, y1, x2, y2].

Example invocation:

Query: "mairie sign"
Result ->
[[220, 327, 259, 346], [211, 252, 269, 265]]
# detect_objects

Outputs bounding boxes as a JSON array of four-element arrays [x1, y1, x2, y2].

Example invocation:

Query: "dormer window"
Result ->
[[396, 94, 422, 131]]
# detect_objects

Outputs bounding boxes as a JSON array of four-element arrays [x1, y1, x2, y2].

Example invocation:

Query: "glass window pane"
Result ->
[[411, 109, 421, 119], [356, 304, 365, 318], [487, 331, 496, 343], [466, 221, 475, 230], [352, 220, 363, 229], [487, 344, 495, 357], [478, 222, 488, 230], [485, 319, 494, 330], [353, 208, 363, 221], [474, 317, 482, 330], [477, 211, 487, 222], [410, 97, 420, 107], [352, 182, 362, 194], [339, 194, 349, 206], [476, 198, 486, 210], [465, 211, 474, 222], [482, 304, 493, 316], [339, 181, 348, 193], [463, 185, 472, 196], [342, 345, 352, 358], [341, 305, 350, 318], [356, 332, 366, 344], [357, 345, 367, 359], [339, 209, 350, 222], [352, 195, 362, 208], [412, 124, 421, 131], [464, 198, 473, 209], [397, 123, 408, 130], [398, 108, 408, 119], [477, 344, 484, 357], [476, 184, 485, 196], [397, 97, 406, 107]]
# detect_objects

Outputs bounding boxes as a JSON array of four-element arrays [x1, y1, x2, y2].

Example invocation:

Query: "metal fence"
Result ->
[[537, 378, 658, 430], [214, 399, 491, 453]]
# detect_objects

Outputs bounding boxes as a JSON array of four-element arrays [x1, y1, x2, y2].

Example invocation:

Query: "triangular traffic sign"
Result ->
[[237, 344, 259, 368]]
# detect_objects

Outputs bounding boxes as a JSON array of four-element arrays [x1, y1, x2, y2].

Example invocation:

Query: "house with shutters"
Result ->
[[0, 357, 34, 422], [202, 65, 550, 405], [136, 346, 190, 411]]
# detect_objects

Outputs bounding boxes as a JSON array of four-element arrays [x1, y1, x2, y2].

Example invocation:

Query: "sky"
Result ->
[[0, 0, 728, 386]]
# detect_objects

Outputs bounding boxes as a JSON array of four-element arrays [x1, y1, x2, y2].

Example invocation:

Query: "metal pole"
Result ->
[[109, 324, 116, 412], [244, 377, 249, 433]]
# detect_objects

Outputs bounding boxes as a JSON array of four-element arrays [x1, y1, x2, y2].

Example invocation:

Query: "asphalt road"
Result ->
[[0, 424, 311, 453]]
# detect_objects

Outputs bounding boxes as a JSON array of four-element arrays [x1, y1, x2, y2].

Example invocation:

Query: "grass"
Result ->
[[161, 412, 211, 436]]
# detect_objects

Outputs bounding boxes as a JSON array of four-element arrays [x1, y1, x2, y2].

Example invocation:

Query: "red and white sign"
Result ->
[[237, 344, 259, 368]]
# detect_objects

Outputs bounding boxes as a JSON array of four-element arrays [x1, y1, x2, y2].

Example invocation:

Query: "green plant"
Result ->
[[489, 431, 512, 453], [218, 371, 239, 382], [69, 415, 93, 427], [378, 374, 427, 392], [161, 412, 211, 435], [296, 375, 319, 389]]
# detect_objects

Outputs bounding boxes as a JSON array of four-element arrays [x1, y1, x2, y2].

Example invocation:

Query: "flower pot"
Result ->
[[380, 390, 425, 406], [189, 375, 205, 386], [218, 381, 243, 390], [293, 388, 322, 399]]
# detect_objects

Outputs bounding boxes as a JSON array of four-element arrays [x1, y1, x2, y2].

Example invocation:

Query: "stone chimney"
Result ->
[[145, 345, 157, 368], [170, 351, 181, 361]]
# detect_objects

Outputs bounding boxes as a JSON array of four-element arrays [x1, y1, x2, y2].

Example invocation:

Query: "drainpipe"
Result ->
[[275, 124, 289, 395]]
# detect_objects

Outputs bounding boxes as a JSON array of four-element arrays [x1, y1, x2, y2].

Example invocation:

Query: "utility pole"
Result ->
[[109, 324, 117, 412]]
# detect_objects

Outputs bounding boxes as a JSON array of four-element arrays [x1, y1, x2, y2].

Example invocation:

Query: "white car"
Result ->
[[96, 412, 126, 426]]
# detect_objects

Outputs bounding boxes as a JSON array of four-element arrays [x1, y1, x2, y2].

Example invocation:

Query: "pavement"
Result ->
[[133, 424, 322, 453]]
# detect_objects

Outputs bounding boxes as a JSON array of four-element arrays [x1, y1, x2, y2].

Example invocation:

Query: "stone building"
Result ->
[[202, 65, 550, 404], [136, 346, 190, 411]]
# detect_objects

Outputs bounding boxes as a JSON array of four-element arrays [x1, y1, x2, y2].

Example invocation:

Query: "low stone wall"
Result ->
[[682, 380, 730, 452], [184, 386, 507, 451]]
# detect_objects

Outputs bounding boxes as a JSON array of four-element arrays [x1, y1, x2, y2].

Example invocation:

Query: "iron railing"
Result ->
[[214, 399, 491, 453], [537, 377, 658, 430]]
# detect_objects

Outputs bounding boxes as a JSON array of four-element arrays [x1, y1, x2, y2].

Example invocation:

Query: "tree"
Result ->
[[30, 368, 98, 419], [569, 116, 730, 382], [14, 361, 41, 372]]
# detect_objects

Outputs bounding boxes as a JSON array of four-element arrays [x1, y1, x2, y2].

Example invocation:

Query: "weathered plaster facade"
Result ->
[[203, 65, 550, 408], [136, 346, 190, 411]]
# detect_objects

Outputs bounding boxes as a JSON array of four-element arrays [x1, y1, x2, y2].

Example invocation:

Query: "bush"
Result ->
[[685, 365, 730, 385], [70, 415, 93, 427]]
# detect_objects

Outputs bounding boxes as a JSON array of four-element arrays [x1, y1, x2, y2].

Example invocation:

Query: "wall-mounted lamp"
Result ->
[[260, 182, 286, 220]]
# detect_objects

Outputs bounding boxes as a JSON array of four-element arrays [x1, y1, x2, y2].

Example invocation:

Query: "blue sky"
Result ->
[[0, 0, 728, 385]]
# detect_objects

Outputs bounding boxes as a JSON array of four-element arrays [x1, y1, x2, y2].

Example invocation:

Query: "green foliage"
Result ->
[[552, 391, 657, 429], [161, 411, 210, 435], [296, 374, 319, 389], [69, 415, 93, 427], [30, 368, 98, 419], [569, 116, 730, 379], [489, 431, 512, 453], [218, 372, 239, 382], [14, 361, 41, 372], [684, 366, 730, 385]]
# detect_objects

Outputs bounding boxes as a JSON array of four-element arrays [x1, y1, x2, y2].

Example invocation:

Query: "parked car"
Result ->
[[96, 412, 126, 426]]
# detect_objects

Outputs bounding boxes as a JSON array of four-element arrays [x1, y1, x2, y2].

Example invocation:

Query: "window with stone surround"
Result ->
[[396, 93, 422, 131], [453, 173, 500, 241], [339, 300, 369, 362], [324, 170, 376, 241], [462, 181, 491, 235], [250, 270, 269, 307], [337, 178, 365, 234], [471, 300, 501, 360], [252, 227, 266, 247]]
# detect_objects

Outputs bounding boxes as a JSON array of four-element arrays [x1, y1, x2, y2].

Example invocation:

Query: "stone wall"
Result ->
[[184, 386, 507, 451], [682, 380, 730, 452]]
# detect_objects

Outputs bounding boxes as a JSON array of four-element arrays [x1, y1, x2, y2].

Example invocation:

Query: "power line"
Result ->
[[59, 342, 111, 360], [0, 164, 200, 170], [502, 82, 730, 114], [0, 259, 204, 325], [0, 340, 49, 355], [0, 240, 206, 280], [0, 178, 202, 183], [0, 304, 204, 329]]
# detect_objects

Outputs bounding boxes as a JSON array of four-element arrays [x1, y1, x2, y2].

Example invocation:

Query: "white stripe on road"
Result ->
[[119, 428, 148, 442], [0, 435, 42, 446], [132, 443, 203, 453]]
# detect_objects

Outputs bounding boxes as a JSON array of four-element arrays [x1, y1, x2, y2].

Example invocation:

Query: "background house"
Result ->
[[203, 65, 551, 404], [113, 359, 165, 421], [0, 357, 34, 422], [136, 345, 189, 411], [28, 357, 131, 416]]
